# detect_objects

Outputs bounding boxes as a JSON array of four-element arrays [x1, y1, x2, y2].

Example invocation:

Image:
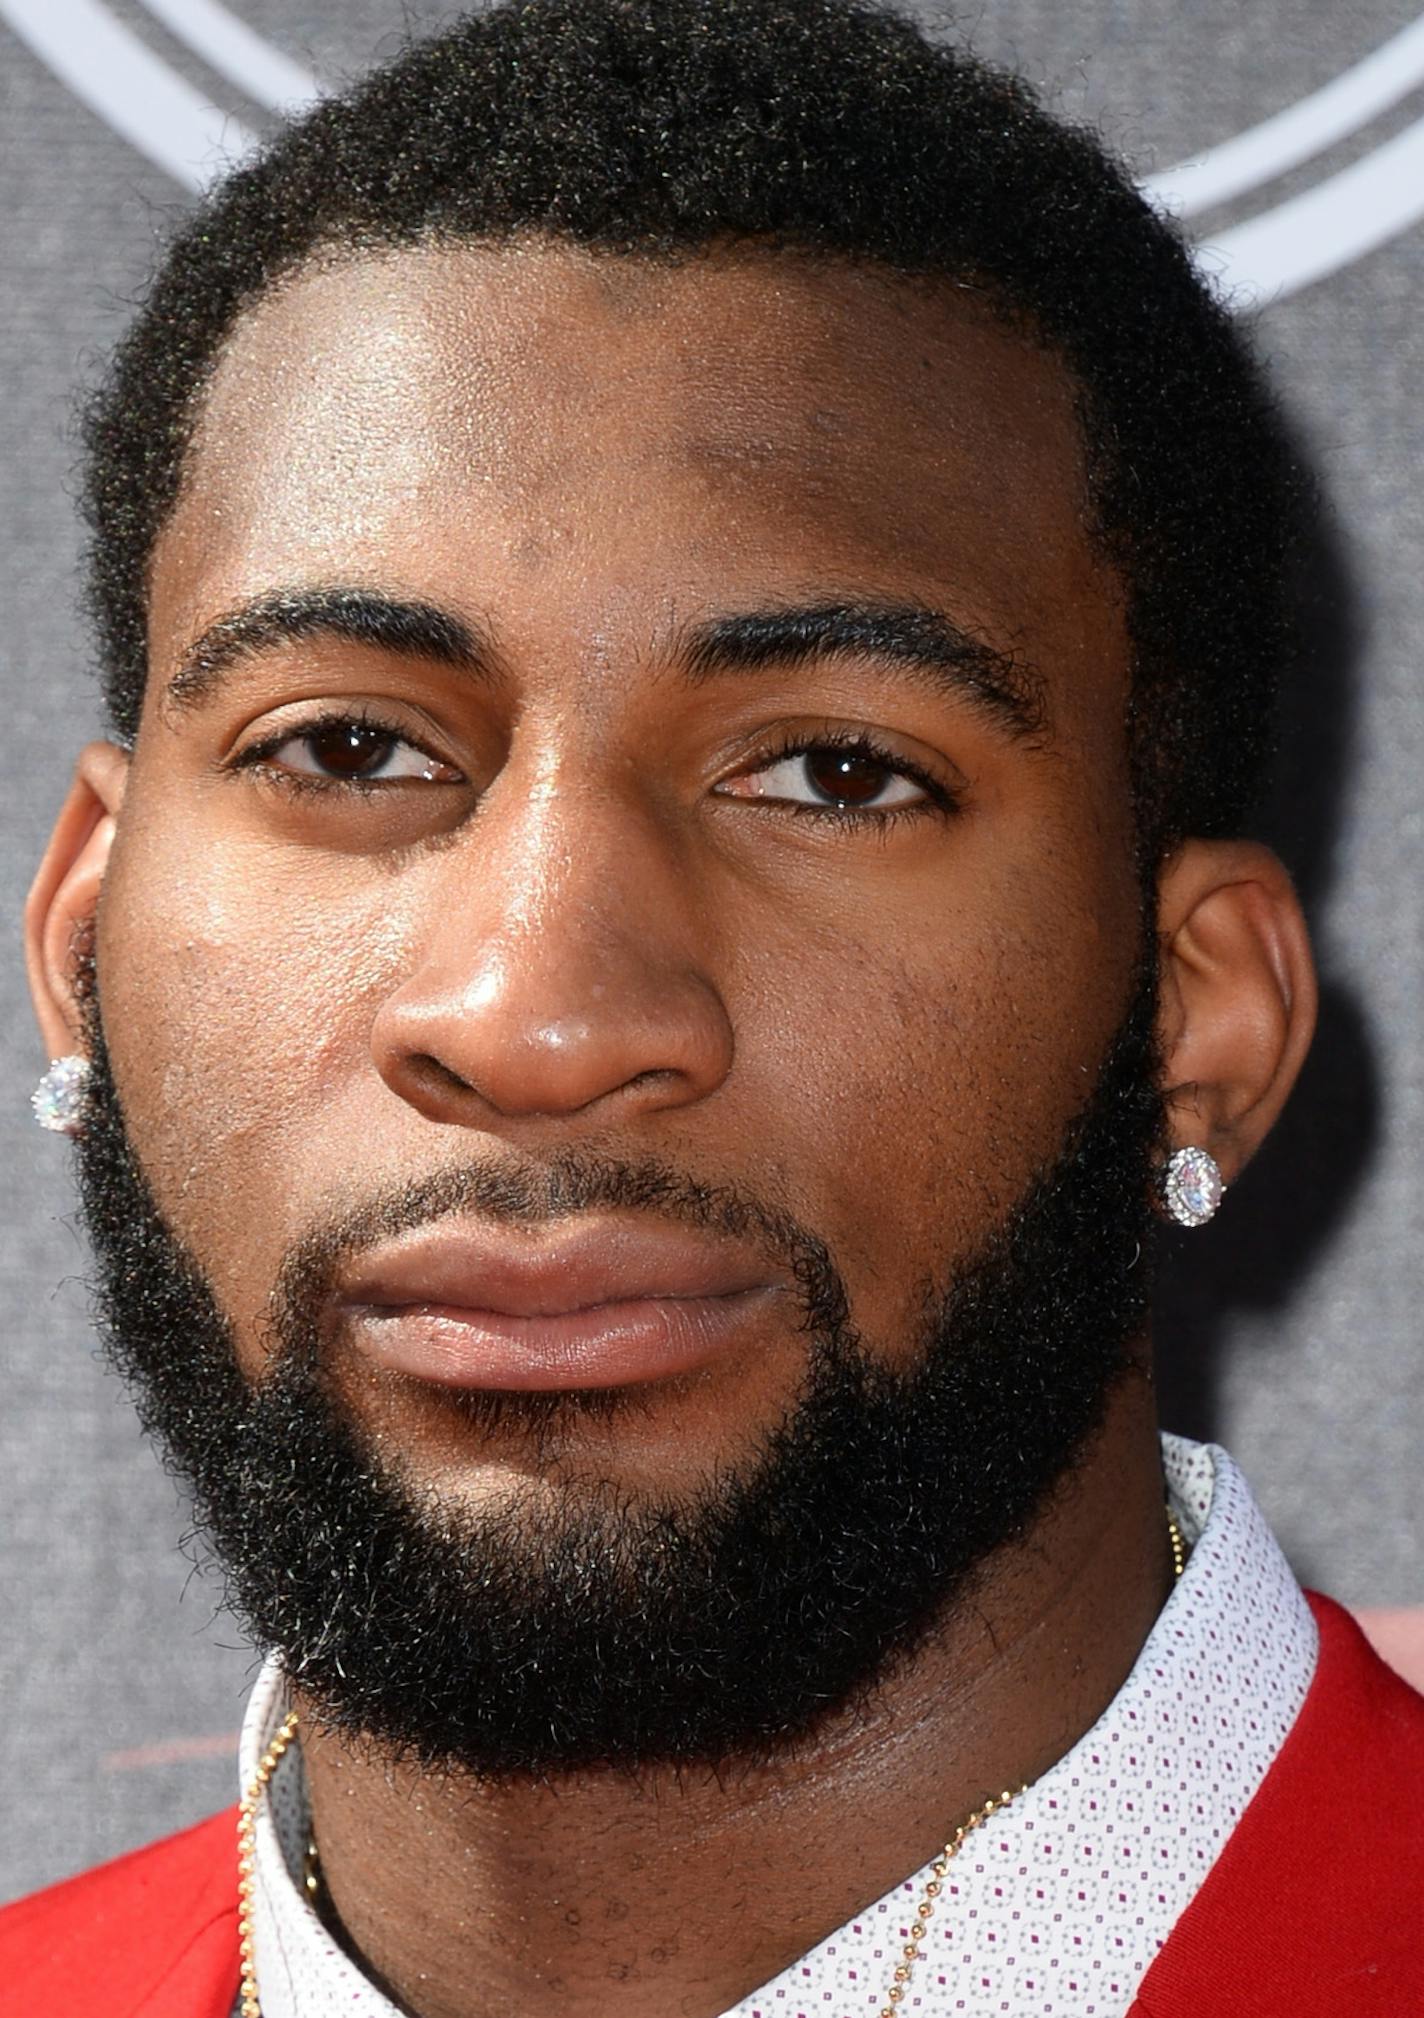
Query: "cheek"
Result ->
[[96, 820, 413, 1293], [734, 850, 1135, 1344]]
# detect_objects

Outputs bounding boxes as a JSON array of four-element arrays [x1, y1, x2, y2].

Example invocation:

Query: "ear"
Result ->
[[1154, 840, 1317, 1186], [25, 743, 130, 1058]]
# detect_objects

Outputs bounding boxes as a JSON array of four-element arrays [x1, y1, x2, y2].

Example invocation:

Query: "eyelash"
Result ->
[[736, 728, 960, 827], [230, 714, 959, 828], [230, 708, 454, 795]]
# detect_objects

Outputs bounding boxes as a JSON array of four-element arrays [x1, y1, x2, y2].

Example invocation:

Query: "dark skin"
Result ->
[[28, 243, 1316, 2018]]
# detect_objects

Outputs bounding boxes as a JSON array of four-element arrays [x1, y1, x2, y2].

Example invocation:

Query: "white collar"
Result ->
[[239, 1434, 1317, 2018]]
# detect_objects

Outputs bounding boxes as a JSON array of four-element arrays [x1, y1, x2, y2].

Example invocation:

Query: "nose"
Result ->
[[369, 783, 735, 1127]]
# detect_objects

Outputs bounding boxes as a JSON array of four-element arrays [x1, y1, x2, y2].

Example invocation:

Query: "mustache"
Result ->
[[269, 1147, 851, 1349]]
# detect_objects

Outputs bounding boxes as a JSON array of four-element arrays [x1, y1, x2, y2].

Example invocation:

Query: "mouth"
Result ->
[[333, 1218, 786, 1392]]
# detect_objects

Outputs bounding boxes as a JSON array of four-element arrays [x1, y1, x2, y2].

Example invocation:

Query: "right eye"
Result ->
[[242, 715, 464, 787]]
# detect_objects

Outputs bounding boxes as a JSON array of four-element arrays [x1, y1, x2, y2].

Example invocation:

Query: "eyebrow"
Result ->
[[165, 586, 491, 711], [165, 583, 1046, 739], [683, 600, 1046, 739]]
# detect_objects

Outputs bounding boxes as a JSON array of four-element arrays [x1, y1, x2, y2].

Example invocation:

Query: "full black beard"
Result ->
[[75, 962, 1164, 1779]]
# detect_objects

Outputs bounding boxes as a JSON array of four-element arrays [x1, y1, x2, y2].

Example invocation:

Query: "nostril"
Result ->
[[411, 1052, 476, 1098], [624, 1066, 682, 1096], [371, 951, 735, 1122]]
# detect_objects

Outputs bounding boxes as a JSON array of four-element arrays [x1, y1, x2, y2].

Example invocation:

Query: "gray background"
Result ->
[[2, 0, 1421, 1903]]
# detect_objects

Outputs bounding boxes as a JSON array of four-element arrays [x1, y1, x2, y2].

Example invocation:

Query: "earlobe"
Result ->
[[25, 742, 130, 1058], [1154, 840, 1317, 1189]]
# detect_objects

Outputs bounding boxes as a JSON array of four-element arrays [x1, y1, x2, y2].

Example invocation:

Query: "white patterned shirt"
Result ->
[[239, 1435, 1317, 2017]]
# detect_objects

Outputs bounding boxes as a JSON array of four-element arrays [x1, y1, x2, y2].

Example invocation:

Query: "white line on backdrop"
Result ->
[[1, 0, 1423, 302], [134, 0, 317, 112]]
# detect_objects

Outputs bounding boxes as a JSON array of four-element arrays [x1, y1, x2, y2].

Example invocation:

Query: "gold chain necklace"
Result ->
[[236, 1507, 1188, 2018], [236, 1708, 299, 2018], [876, 1507, 1187, 2016]]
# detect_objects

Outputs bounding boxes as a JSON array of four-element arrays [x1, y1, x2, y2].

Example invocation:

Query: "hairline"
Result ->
[[151, 226, 1115, 708]]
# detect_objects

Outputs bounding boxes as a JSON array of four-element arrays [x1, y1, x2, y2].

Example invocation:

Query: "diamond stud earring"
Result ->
[[1162, 1146, 1224, 1228], [31, 1055, 92, 1137]]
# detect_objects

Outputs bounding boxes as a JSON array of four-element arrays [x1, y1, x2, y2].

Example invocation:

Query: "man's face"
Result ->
[[81, 243, 1153, 1766]]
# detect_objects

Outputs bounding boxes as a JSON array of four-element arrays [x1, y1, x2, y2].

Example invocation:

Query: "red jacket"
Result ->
[[3, 1595, 1421, 2017]]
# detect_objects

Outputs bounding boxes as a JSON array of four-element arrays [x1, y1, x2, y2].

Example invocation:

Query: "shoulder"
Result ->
[[0, 1808, 241, 2018], [1234, 1590, 1424, 1848], [1132, 1593, 1424, 2017]]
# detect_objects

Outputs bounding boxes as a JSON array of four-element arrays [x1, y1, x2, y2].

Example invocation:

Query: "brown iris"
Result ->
[[303, 721, 399, 778], [803, 747, 895, 806]]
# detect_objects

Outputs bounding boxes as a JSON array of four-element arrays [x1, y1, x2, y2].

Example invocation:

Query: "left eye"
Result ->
[[724, 744, 929, 810], [263, 720, 461, 784]]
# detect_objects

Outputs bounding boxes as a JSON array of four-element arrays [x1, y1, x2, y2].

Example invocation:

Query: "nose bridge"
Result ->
[[472, 751, 666, 973], [371, 752, 733, 1122]]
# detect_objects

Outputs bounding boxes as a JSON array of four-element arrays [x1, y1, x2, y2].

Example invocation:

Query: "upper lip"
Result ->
[[334, 1217, 783, 1319]]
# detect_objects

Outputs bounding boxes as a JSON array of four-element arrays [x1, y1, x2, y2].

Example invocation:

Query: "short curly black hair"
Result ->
[[81, 0, 1308, 857]]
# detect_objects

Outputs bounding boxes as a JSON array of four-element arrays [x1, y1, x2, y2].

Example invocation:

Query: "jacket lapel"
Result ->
[[1128, 1592, 1424, 2016]]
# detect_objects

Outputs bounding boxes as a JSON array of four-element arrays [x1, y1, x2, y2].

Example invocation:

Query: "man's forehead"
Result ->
[[182, 239, 1088, 498], [151, 238, 1110, 690]]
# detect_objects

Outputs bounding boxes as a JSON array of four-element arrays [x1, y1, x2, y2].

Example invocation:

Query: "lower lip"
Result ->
[[343, 1288, 777, 1391]]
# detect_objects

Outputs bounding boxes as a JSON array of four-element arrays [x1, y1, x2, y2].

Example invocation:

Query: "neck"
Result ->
[[295, 1373, 1171, 2018]]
